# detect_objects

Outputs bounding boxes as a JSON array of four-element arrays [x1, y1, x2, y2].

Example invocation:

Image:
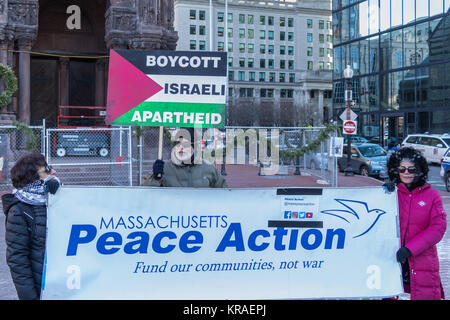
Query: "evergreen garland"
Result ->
[[0, 64, 18, 108], [13, 121, 38, 152]]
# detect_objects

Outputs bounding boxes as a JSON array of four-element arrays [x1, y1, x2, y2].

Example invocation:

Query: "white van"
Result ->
[[401, 134, 450, 164]]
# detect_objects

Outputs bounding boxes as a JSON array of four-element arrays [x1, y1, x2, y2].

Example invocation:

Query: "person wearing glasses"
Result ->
[[142, 128, 227, 188], [384, 147, 446, 300], [1, 153, 60, 300]]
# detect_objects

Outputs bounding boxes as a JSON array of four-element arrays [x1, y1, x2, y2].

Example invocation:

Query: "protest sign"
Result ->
[[41, 186, 403, 299], [105, 50, 227, 128]]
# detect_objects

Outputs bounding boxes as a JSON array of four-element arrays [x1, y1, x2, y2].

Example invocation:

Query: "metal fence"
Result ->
[[0, 124, 339, 188]]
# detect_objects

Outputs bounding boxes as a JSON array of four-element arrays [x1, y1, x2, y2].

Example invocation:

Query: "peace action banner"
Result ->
[[105, 50, 227, 128], [41, 186, 403, 299]]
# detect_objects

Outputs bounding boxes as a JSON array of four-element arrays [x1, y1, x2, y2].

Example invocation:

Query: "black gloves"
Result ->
[[396, 247, 412, 264], [383, 181, 396, 192], [153, 160, 164, 179], [45, 179, 60, 195]]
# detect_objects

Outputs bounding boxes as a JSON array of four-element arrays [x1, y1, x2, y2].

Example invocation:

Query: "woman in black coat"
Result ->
[[2, 153, 60, 300]]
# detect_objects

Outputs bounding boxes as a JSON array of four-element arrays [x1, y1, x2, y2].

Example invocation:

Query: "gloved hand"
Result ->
[[383, 181, 396, 192], [396, 247, 412, 264], [153, 160, 164, 179]]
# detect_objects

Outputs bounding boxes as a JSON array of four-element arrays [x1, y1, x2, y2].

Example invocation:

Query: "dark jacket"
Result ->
[[2, 194, 47, 300]]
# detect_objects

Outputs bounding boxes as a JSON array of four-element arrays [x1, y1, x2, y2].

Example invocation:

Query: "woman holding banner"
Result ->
[[2, 153, 60, 300], [385, 147, 447, 300], [142, 127, 227, 188]]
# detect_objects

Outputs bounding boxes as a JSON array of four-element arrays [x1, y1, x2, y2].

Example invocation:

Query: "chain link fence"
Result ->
[[0, 124, 339, 188]]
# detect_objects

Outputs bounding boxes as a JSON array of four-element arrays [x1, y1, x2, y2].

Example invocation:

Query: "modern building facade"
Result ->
[[0, 0, 177, 126], [174, 0, 334, 126], [332, 0, 450, 147]]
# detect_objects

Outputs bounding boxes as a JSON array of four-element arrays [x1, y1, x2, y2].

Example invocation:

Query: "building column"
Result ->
[[318, 89, 324, 125], [58, 57, 70, 107], [17, 39, 32, 124]]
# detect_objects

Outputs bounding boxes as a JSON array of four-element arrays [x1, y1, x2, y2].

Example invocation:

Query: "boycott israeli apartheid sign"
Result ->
[[106, 50, 226, 127], [41, 186, 403, 299]]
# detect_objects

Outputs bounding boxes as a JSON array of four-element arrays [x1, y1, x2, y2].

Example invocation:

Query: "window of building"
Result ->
[[307, 19, 313, 28], [327, 48, 332, 57], [287, 89, 294, 98], [268, 59, 274, 69], [307, 61, 313, 70], [238, 71, 245, 81], [260, 59, 265, 68], [281, 89, 287, 98], [228, 88, 233, 97], [268, 30, 274, 40], [228, 28, 233, 37], [269, 72, 275, 82], [319, 20, 324, 29], [217, 42, 224, 51], [199, 25, 205, 35], [288, 32, 294, 41], [218, 27, 224, 37], [218, 12, 224, 22], [327, 62, 332, 70], [307, 33, 313, 42], [199, 10, 205, 20], [239, 28, 245, 38], [248, 29, 254, 38], [280, 31, 285, 41], [289, 73, 295, 83], [248, 43, 254, 53], [280, 45, 286, 55], [268, 16, 274, 26], [190, 40, 196, 50], [260, 44, 265, 54], [260, 88, 267, 97], [260, 30, 266, 39], [327, 34, 332, 42], [319, 48, 324, 57], [259, 72, 266, 82], [280, 17, 285, 27], [288, 18, 294, 27], [288, 46, 294, 55], [248, 14, 254, 24], [227, 12, 232, 22], [239, 43, 245, 53], [267, 89, 274, 97], [260, 15, 265, 25], [247, 88, 254, 97], [190, 10, 196, 19], [326, 21, 331, 29], [228, 42, 233, 52], [239, 58, 245, 67], [319, 34, 324, 43], [190, 25, 196, 35], [249, 72, 255, 81], [239, 88, 246, 97], [280, 60, 285, 69], [248, 58, 254, 68], [239, 14, 245, 23], [228, 57, 233, 67], [199, 41, 206, 50], [307, 47, 313, 56], [319, 61, 324, 69], [279, 73, 285, 82], [288, 60, 294, 70], [268, 45, 274, 54], [228, 71, 234, 81]]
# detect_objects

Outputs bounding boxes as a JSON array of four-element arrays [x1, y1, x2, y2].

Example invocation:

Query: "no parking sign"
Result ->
[[343, 120, 357, 135]]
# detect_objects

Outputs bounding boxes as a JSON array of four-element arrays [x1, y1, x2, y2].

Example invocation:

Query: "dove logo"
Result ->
[[321, 199, 386, 238]]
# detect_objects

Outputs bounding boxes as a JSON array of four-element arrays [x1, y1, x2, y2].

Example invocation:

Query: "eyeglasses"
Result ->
[[397, 166, 417, 174]]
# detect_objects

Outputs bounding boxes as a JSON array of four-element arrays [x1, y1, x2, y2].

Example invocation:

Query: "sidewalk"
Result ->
[[0, 164, 448, 300]]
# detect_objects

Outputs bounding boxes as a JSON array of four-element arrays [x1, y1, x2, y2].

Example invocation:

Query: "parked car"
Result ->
[[350, 136, 368, 144], [304, 152, 328, 170], [401, 133, 450, 164], [440, 148, 450, 192], [338, 143, 387, 177]]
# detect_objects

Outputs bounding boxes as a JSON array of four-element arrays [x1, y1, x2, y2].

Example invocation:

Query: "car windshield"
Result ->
[[442, 138, 450, 146], [357, 145, 387, 157]]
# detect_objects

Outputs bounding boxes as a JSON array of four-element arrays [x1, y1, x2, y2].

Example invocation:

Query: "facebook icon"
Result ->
[[284, 211, 291, 219]]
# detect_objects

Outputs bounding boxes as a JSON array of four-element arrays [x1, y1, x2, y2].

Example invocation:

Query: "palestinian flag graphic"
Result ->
[[106, 49, 227, 128]]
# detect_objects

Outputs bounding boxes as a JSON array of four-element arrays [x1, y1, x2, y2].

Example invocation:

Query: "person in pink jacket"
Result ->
[[386, 147, 447, 300]]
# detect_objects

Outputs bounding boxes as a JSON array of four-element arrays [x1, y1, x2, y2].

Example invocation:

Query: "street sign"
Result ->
[[339, 108, 357, 121], [106, 49, 227, 128], [343, 120, 357, 135]]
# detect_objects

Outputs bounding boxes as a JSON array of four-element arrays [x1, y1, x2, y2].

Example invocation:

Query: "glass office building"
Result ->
[[332, 0, 450, 147]]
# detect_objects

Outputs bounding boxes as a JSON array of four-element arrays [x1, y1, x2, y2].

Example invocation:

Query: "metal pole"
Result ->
[[344, 78, 354, 176], [128, 126, 133, 186], [209, 0, 213, 51]]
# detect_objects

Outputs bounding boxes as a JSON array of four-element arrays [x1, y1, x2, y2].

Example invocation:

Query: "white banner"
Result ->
[[41, 186, 403, 300]]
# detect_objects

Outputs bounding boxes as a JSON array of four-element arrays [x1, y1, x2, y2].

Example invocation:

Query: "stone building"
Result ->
[[0, 0, 177, 126]]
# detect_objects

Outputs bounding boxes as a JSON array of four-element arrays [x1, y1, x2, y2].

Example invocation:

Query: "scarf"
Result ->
[[13, 177, 60, 205]]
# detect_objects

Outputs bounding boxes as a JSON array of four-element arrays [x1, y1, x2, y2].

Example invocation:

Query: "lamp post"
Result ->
[[343, 65, 354, 176]]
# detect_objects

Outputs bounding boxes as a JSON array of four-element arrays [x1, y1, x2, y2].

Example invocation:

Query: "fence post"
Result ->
[[128, 126, 132, 186]]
